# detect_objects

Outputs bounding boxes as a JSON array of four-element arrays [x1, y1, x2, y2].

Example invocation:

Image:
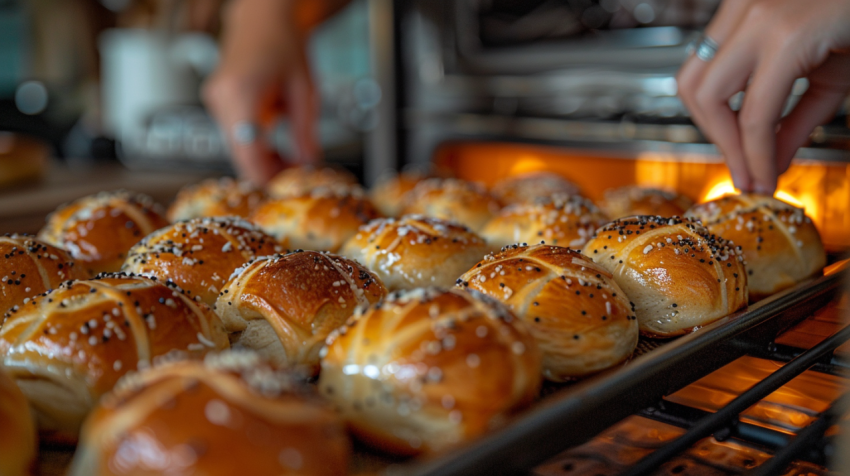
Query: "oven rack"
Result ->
[[396, 257, 850, 476]]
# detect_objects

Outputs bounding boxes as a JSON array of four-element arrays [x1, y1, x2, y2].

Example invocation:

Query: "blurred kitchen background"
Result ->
[[0, 0, 849, 239]]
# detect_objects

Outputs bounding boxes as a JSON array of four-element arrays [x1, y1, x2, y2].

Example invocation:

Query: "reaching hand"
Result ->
[[677, 0, 850, 194], [203, 0, 320, 186]]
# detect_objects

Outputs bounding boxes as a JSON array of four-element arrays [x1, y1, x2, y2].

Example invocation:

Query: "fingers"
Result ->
[[776, 55, 850, 173], [677, 0, 758, 190], [287, 62, 321, 166], [203, 76, 284, 186]]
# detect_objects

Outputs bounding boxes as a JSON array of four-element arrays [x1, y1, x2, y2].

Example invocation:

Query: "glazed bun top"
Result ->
[[600, 186, 694, 219], [490, 172, 581, 205], [582, 216, 748, 337], [481, 194, 609, 249], [39, 190, 169, 275], [215, 251, 387, 371], [400, 178, 501, 232], [685, 194, 826, 299], [122, 217, 284, 305], [319, 287, 541, 455], [0, 234, 89, 315], [267, 166, 358, 199], [70, 351, 350, 476], [370, 171, 429, 217], [249, 186, 381, 252], [340, 215, 490, 291], [167, 177, 267, 222]]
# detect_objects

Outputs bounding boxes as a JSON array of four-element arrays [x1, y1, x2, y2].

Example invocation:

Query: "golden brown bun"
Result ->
[[0, 366, 36, 476], [400, 178, 501, 232], [481, 195, 609, 249], [582, 216, 748, 337], [370, 171, 428, 217], [39, 191, 170, 275], [600, 186, 694, 219], [70, 351, 350, 476], [250, 187, 381, 252], [167, 177, 267, 222], [122, 217, 285, 306], [685, 194, 826, 300], [459, 244, 637, 381], [340, 215, 490, 291], [0, 234, 90, 315], [0, 274, 229, 441], [215, 251, 387, 372], [319, 287, 541, 455], [490, 172, 581, 205], [267, 166, 358, 199]]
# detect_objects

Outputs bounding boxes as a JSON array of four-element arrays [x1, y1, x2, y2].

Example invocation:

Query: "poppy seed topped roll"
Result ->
[[685, 194, 826, 300], [582, 216, 748, 337], [122, 217, 284, 306]]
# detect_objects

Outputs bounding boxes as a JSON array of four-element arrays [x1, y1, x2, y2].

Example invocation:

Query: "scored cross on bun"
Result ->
[[685, 194, 826, 300], [167, 177, 267, 222], [122, 217, 284, 306], [39, 190, 169, 275], [0, 273, 229, 441], [340, 215, 490, 291], [215, 251, 387, 373], [400, 178, 501, 232], [318, 287, 541, 455], [582, 216, 748, 337], [250, 186, 381, 252], [481, 194, 609, 250], [70, 351, 350, 476], [458, 243, 638, 381], [0, 234, 89, 316]]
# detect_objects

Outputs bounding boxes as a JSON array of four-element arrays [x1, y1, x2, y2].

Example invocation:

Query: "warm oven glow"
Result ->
[[434, 142, 850, 251]]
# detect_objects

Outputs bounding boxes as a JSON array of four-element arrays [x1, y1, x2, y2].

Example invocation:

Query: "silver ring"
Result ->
[[695, 36, 719, 62], [232, 121, 260, 144], [685, 35, 702, 56]]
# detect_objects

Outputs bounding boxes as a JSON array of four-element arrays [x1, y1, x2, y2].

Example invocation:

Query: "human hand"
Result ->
[[677, 0, 850, 194], [203, 0, 319, 186]]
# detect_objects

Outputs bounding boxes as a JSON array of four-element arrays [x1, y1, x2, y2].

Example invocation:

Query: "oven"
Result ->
[[359, 1, 850, 474]]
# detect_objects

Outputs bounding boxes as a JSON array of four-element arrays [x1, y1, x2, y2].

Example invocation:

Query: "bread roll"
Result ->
[[685, 194, 826, 300], [0, 234, 89, 315], [250, 187, 381, 252], [490, 172, 580, 205], [340, 215, 490, 291], [319, 287, 541, 455], [400, 178, 501, 232], [600, 186, 693, 219], [267, 166, 358, 199], [481, 195, 609, 249], [70, 351, 349, 476], [215, 251, 387, 372], [122, 217, 284, 306], [582, 216, 748, 337], [458, 243, 637, 380], [370, 171, 428, 217], [0, 273, 229, 440], [0, 366, 36, 476], [167, 177, 267, 222], [39, 190, 169, 275]]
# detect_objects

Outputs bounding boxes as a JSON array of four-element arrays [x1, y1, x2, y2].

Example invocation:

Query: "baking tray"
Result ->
[[36, 258, 849, 476]]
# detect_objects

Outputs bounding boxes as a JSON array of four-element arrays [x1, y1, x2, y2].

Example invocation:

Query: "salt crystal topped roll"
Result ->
[[400, 178, 501, 232], [318, 287, 541, 455], [167, 177, 267, 222], [340, 215, 490, 291]]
